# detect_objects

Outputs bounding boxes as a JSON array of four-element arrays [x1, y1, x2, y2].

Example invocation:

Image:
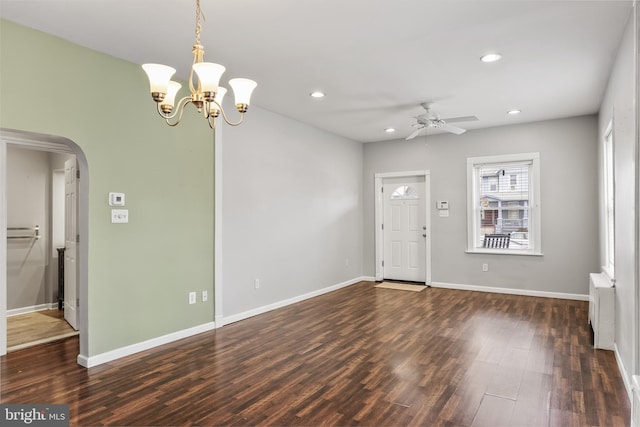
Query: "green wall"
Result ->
[[1, 19, 215, 357]]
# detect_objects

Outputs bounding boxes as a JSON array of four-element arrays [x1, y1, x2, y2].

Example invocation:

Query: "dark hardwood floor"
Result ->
[[0, 281, 630, 426]]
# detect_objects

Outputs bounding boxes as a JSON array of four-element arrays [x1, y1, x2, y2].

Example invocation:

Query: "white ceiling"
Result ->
[[0, 0, 633, 142]]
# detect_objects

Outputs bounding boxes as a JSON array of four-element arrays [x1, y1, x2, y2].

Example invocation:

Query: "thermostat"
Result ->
[[436, 200, 449, 210], [109, 192, 125, 207]]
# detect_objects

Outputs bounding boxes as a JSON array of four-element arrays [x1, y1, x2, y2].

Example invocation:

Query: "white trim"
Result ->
[[0, 141, 6, 356], [465, 249, 543, 257], [0, 134, 74, 154], [466, 152, 541, 255], [602, 265, 616, 282], [374, 178, 383, 281], [603, 120, 613, 140], [635, 0, 640, 389], [221, 277, 366, 326], [375, 170, 429, 179], [214, 125, 223, 328], [602, 122, 616, 279], [7, 303, 58, 317], [374, 170, 431, 283], [633, 375, 640, 427], [615, 342, 633, 402], [430, 281, 588, 301], [77, 322, 217, 368]]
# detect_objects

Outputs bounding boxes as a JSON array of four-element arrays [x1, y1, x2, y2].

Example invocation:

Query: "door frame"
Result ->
[[374, 170, 431, 283], [0, 128, 88, 359]]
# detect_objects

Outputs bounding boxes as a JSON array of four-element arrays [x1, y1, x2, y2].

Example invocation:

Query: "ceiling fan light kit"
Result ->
[[142, 0, 257, 129], [405, 103, 478, 140]]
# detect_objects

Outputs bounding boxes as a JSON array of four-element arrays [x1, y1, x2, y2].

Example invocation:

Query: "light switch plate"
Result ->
[[111, 209, 129, 223], [109, 192, 125, 206]]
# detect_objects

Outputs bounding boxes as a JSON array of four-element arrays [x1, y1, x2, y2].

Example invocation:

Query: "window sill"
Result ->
[[465, 249, 543, 257]]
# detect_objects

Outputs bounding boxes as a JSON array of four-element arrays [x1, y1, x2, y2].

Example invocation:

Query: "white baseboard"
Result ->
[[429, 281, 589, 301], [214, 314, 224, 328], [77, 277, 371, 368], [222, 276, 368, 326], [77, 322, 216, 368], [633, 375, 640, 427], [614, 342, 633, 403], [7, 303, 58, 317]]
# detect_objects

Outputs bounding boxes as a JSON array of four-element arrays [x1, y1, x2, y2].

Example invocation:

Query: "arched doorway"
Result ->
[[0, 128, 88, 362]]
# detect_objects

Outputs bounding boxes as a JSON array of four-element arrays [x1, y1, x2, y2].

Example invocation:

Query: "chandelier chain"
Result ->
[[195, 0, 205, 46]]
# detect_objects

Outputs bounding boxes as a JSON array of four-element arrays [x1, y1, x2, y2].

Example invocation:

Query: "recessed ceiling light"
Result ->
[[507, 109, 521, 115], [310, 91, 325, 98], [384, 128, 396, 133], [480, 53, 502, 63]]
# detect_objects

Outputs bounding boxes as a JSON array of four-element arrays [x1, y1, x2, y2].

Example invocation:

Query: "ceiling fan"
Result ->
[[406, 103, 478, 140]]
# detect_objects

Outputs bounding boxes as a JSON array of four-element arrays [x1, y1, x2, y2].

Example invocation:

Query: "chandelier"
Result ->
[[142, 0, 257, 129]]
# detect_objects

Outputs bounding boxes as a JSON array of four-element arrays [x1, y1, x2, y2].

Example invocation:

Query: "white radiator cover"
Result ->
[[588, 272, 615, 350]]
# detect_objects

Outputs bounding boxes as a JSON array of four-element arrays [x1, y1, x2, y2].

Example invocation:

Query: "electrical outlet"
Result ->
[[254, 279, 260, 289], [202, 290, 208, 302], [345, 258, 350, 267], [482, 263, 489, 272], [189, 291, 196, 304]]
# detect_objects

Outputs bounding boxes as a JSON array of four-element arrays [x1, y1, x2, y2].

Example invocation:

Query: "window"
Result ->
[[487, 176, 498, 192], [603, 126, 615, 278], [467, 153, 541, 254], [391, 185, 418, 200]]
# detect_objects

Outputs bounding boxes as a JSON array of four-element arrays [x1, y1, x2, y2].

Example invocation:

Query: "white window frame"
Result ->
[[466, 152, 542, 256], [602, 123, 615, 279]]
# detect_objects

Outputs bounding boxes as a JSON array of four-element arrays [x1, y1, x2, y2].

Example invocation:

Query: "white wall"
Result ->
[[6, 146, 50, 310], [598, 8, 637, 389], [364, 115, 600, 296], [221, 106, 363, 319]]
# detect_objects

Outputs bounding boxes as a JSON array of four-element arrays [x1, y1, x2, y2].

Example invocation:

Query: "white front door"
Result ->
[[64, 159, 78, 330], [383, 177, 426, 282]]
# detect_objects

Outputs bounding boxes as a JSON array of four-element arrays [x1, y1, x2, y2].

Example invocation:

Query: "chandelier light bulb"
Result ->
[[142, 64, 176, 99], [193, 62, 226, 99], [159, 81, 182, 113], [208, 87, 227, 117], [213, 87, 227, 105], [229, 78, 257, 111]]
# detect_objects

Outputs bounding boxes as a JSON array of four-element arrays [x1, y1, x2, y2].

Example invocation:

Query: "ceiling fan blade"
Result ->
[[406, 127, 425, 140], [440, 123, 467, 135], [441, 115, 479, 124]]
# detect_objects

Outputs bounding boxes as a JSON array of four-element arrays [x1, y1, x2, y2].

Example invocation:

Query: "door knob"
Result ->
[[422, 233, 427, 237], [423, 226, 426, 230]]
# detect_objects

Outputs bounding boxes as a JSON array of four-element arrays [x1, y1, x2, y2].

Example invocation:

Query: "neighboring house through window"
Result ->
[[467, 152, 542, 254]]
